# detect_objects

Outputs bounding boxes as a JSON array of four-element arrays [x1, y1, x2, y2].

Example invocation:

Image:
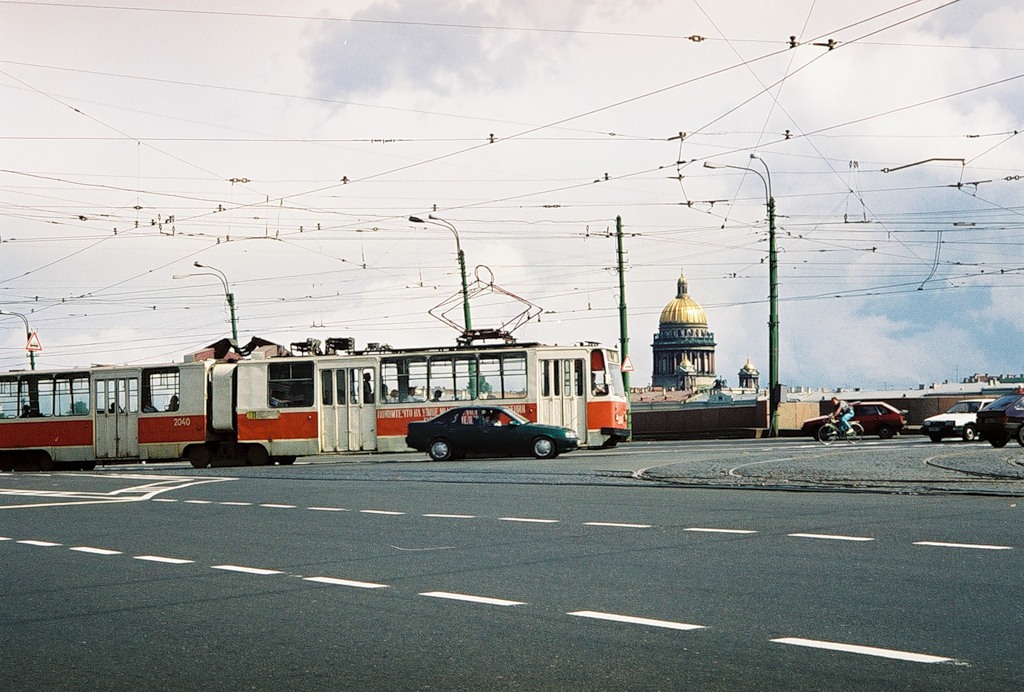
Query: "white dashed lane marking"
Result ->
[[211, 564, 284, 576], [303, 576, 389, 589], [684, 528, 757, 535], [771, 637, 954, 664], [584, 522, 652, 529], [913, 541, 1012, 551], [419, 591, 526, 607], [142, 496, 1021, 551], [133, 555, 194, 564], [568, 610, 705, 631], [0, 531, 976, 666], [789, 533, 875, 542], [70, 546, 122, 555]]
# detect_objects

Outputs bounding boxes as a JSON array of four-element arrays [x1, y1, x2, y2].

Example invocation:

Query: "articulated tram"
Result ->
[[0, 340, 629, 471]]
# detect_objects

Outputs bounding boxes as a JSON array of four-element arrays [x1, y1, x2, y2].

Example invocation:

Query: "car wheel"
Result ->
[[928, 434, 943, 443], [1016, 426, 1024, 448], [990, 436, 1009, 448], [877, 424, 895, 440], [428, 438, 454, 461], [962, 424, 978, 442], [531, 436, 558, 459]]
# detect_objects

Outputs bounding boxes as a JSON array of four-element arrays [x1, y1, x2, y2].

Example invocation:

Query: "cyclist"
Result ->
[[831, 397, 855, 436]]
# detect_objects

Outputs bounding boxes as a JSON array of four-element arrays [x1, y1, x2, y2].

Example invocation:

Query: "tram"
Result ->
[[0, 338, 630, 470]]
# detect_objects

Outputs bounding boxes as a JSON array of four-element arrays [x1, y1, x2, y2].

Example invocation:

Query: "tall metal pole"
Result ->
[[616, 215, 632, 437], [767, 195, 779, 437], [174, 263, 238, 343], [409, 215, 472, 334], [705, 156, 781, 436], [1, 310, 35, 370]]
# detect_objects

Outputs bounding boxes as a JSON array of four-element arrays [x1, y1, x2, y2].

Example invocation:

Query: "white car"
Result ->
[[921, 399, 994, 442]]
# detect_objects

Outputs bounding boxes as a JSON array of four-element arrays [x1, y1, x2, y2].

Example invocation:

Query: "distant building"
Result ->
[[738, 358, 760, 390], [651, 272, 718, 390]]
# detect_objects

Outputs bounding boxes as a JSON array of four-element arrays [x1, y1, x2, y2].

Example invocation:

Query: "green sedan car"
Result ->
[[405, 406, 579, 460]]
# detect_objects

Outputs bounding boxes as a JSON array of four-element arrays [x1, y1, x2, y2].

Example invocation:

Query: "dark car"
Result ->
[[405, 405, 579, 460], [801, 401, 907, 439], [976, 393, 1024, 448]]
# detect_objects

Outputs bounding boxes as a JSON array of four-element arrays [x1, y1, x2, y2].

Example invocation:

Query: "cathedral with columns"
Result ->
[[651, 271, 759, 392]]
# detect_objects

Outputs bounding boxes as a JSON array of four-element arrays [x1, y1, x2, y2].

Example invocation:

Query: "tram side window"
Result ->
[[142, 368, 179, 412], [16, 375, 52, 417], [381, 357, 428, 403], [268, 361, 314, 408], [477, 353, 527, 399], [572, 359, 584, 397], [0, 377, 17, 418], [426, 356, 475, 402], [54, 375, 90, 416]]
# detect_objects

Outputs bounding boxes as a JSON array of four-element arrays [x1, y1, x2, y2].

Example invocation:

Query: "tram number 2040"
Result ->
[[173, 417, 192, 427]]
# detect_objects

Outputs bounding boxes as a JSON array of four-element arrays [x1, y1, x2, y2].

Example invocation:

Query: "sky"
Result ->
[[1, 0, 1022, 390]]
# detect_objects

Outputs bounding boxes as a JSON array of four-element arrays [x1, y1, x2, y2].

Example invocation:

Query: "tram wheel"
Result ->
[[246, 445, 270, 466], [188, 446, 213, 469]]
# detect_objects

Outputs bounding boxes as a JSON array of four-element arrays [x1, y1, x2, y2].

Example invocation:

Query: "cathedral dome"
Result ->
[[659, 273, 708, 325]]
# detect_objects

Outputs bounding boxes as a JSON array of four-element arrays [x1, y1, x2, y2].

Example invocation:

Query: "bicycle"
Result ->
[[817, 417, 864, 445]]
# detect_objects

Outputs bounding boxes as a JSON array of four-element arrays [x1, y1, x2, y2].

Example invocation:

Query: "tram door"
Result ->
[[94, 376, 140, 459], [538, 358, 587, 441], [320, 366, 377, 452]]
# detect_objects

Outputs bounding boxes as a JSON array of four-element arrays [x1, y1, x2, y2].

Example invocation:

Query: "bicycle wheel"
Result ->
[[817, 423, 839, 445], [847, 422, 864, 444]]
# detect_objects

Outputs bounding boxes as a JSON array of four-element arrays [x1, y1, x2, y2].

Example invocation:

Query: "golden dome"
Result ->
[[659, 273, 708, 325]]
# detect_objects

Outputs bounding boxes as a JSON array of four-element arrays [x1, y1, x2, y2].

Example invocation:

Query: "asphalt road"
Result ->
[[2, 438, 1022, 690]]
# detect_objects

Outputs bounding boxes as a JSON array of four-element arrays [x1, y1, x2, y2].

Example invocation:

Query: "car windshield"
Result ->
[[947, 402, 978, 414], [986, 394, 1023, 410]]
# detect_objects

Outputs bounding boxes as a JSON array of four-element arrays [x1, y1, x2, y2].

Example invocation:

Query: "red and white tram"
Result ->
[[0, 340, 629, 471]]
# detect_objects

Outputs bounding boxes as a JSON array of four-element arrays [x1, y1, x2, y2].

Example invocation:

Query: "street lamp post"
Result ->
[[408, 214, 472, 334], [173, 261, 238, 343], [0, 310, 35, 370], [704, 156, 780, 437]]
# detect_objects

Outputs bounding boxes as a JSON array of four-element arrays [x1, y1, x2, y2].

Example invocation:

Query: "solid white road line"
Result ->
[[788, 533, 875, 542], [771, 637, 953, 663], [419, 591, 526, 606], [70, 547, 122, 555], [134, 555, 194, 564], [568, 610, 705, 631], [423, 513, 476, 519], [360, 509, 405, 515], [303, 576, 390, 589], [583, 522, 652, 529], [913, 541, 1012, 551], [211, 565, 283, 576], [17, 540, 62, 547], [499, 517, 559, 524], [684, 528, 757, 534]]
